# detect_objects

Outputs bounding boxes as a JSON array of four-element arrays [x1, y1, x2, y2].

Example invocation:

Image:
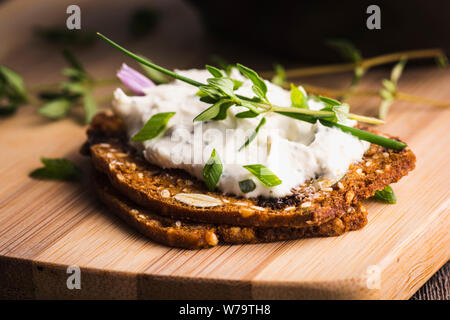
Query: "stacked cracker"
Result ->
[[82, 112, 415, 249]]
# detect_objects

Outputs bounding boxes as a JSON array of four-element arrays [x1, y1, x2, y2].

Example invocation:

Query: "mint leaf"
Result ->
[[239, 179, 256, 193], [238, 117, 266, 151], [203, 149, 223, 191], [243, 164, 282, 187], [290, 84, 308, 109], [30, 158, 81, 181], [38, 98, 72, 119], [373, 185, 396, 204], [131, 112, 176, 141]]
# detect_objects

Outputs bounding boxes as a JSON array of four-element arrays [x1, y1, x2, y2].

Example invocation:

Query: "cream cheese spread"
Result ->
[[112, 69, 370, 198]]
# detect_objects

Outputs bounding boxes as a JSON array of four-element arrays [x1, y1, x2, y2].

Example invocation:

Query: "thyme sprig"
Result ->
[[97, 33, 405, 150]]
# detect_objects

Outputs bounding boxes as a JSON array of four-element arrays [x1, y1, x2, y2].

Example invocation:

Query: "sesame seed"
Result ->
[[356, 168, 363, 175], [175, 221, 181, 227], [365, 161, 372, 167], [337, 182, 344, 190], [376, 169, 383, 174], [383, 152, 389, 158], [251, 206, 266, 211], [160, 189, 170, 198], [137, 173, 144, 179], [234, 202, 248, 206], [301, 201, 312, 208], [322, 187, 333, 192], [284, 206, 296, 211], [116, 173, 125, 181]]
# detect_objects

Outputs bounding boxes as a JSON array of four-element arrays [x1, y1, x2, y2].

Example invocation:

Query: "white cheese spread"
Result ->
[[112, 69, 370, 198]]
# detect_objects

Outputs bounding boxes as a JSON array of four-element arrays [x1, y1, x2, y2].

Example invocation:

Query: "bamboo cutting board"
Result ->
[[0, 0, 449, 299]]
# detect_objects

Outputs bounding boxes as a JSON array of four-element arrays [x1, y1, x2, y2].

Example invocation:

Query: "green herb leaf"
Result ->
[[131, 112, 176, 141], [213, 101, 234, 120], [290, 84, 308, 109], [390, 59, 407, 85], [38, 98, 72, 119], [373, 185, 396, 204], [232, 79, 243, 90], [194, 100, 225, 122], [62, 49, 84, 72], [238, 117, 266, 151], [207, 77, 235, 97], [128, 7, 159, 37], [0, 65, 27, 99], [30, 158, 81, 181], [235, 110, 259, 118], [203, 149, 223, 191], [83, 91, 97, 124], [239, 179, 256, 193], [436, 54, 448, 68], [236, 63, 267, 101], [243, 164, 282, 187], [319, 96, 341, 107], [210, 55, 233, 75], [205, 65, 223, 78], [271, 63, 286, 87], [326, 39, 362, 63]]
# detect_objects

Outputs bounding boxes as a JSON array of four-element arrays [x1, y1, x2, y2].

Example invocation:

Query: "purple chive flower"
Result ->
[[117, 63, 154, 95]]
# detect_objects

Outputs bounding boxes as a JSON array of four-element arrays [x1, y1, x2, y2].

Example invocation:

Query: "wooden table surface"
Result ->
[[0, 0, 448, 299]]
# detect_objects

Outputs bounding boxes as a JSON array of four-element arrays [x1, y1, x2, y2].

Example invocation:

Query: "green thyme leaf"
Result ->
[[390, 59, 407, 85], [436, 54, 448, 68], [238, 117, 266, 151], [30, 158, 81, 181], [62, 49, 84, 72], [373, 185, 396, 204], [236, 63, 267, 101], [128, 7, 159, 37], [232, 79, 243, 90], [213, 101, 234, 120], [290, 84, 308, 109], [271, 63, 286, 87], [243, 164, 282, 187], [203, 149, 223, 191], [205, 65, 223, 78], [131, 112, 176, 141], [207, 77, 235, 97], [239, 179, 256, 193], [0, 65, 27, 100], [235, 110, 259, 118], [198, 86, 222, 100], [210, 55, 234, 75], [378, 99, 394, 120], [38, 98, 72, 119], [319, 96, 341, 107], [194, 100, 225, 122], [326, 39, 362, 63]]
